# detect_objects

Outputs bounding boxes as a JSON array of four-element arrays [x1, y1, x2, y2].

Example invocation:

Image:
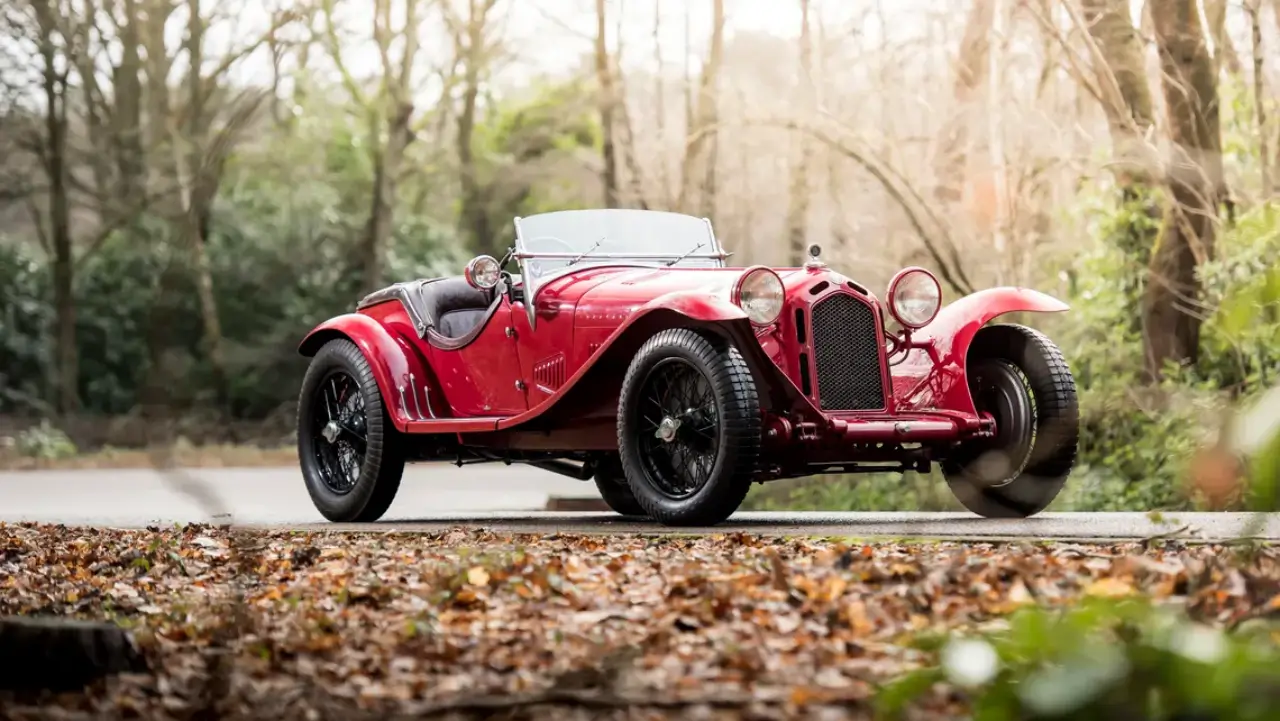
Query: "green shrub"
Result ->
[[11, 420, 77, 460], [878, 597, 1280, 720]]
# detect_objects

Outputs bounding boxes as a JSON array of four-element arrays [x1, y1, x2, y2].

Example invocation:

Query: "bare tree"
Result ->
[[324, 0, 427, 293], [1204, 0, 1244, 76], [451, 0, 502, 255], [933, 0, 995, 205], [594, 0, 619, 207], [680, 0, 725, 218], [785, 0, 815, 264], [1076, 0, 1158, 189], [1144, 0, 1223, 377], [1245, 0, 1271, 196], [28, 1, 78, 414]]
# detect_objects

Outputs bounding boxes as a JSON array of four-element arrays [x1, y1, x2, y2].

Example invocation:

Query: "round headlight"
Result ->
[[887, 267, 941, 328], [733, 266, 784, 326], [464, 255, 501, 290]]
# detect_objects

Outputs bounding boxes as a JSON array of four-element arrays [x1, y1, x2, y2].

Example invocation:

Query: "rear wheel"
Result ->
[[942, 324, 1079, 518], [592, 454, 647, 517], [617, 329, 761, 526], [298, 339, 405, 522]]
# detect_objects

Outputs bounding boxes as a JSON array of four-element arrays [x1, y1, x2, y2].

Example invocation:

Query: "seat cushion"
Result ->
[[438, 308, 489, 338]]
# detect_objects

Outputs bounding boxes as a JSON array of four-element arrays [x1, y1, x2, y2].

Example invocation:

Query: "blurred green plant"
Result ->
[[877, 598, 1280, 720], [11, 420, 78, 460]]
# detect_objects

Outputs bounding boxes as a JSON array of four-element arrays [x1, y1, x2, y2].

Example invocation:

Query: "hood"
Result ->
[[572, 265, 810, 307]]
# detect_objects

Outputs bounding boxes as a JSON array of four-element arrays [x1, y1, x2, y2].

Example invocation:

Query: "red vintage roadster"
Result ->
[[297, 209, 1078, 526]]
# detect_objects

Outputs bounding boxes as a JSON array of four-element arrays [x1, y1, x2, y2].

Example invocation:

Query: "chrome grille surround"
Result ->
[[809, 292, 887, 411]]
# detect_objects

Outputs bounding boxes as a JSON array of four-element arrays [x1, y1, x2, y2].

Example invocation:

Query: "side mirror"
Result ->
[[464, 255, 501, 290]]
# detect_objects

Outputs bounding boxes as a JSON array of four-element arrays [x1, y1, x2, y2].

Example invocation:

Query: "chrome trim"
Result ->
[[511, 251, 730, 261], [409, 373, 424, 420], [357, 282, 430, 338], [422, 384, 436, 419], [398, 383, 414, 420]]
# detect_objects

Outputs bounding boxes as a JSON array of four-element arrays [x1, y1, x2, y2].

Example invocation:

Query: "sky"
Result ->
[[316, 0, 941, 92]]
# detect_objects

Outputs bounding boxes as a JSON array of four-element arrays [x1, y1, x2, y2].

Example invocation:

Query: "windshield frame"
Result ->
[[511, 209, 729, 328]]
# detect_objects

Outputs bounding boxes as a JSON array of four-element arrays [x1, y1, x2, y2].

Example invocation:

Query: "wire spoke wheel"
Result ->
[[309, 370, 368, 495], [618, 329, 760, 526], [636, 357, 721, 499]]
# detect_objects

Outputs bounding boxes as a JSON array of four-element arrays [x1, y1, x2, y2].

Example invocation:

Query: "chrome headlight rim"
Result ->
[[732, 266, 785, 326], [886, 267, 942, 329], [464, 255, 502, 290]]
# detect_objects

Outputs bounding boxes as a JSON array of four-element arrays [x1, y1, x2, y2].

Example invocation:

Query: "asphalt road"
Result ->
[[2, 465, 1277, 541]]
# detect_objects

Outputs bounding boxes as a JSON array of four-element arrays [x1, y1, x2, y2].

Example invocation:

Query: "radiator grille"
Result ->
[[810, 294, 886, 410]]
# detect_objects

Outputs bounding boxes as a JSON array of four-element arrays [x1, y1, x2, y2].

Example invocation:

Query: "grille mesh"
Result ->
[[811, 294, 886, 410]]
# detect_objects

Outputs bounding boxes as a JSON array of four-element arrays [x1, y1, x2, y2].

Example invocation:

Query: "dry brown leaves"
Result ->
[[1, 524, 1278, 720]]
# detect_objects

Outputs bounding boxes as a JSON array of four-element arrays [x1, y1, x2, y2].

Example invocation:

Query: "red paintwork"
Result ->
[[300, 259, 1069, 471], [892, 287, 1070, 415]]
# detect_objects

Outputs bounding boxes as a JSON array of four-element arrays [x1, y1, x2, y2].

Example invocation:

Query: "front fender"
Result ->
[[298, 314, 433, 431], [896, 287, 1069, 413], [636, 289, 751, 322], [916, 287, 1068, 365]]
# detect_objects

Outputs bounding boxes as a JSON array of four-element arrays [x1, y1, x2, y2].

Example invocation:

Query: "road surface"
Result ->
[[2, 465, 1277, 541]]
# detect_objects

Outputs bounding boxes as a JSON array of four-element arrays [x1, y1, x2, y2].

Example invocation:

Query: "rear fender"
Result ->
[[896, 288, 1069, 414], [298, 314, 435, 431]]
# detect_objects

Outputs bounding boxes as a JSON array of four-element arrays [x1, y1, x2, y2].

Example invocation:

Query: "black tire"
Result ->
[[617, 329, 761, 526], [592, 454, 647, 517], [942, 324, 1079, 518], [297, 339, 405, 522]]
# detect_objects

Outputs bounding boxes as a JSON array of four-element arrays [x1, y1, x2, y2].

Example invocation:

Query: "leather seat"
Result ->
[[412, 277, 499, 347], [358, 276, 500, 348]]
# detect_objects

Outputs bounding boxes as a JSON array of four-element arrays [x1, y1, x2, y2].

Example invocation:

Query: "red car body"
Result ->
[[298, 209, 1078, 525], [299, 236, 1067, 481]]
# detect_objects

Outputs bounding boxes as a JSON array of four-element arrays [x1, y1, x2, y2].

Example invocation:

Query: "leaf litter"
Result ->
[[0, 523, 1277, 720]]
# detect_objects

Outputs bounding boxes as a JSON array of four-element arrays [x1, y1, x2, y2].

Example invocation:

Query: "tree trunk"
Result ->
[[1079, 0, 1158, 186], [595, 0, 619, 207], [1078, 0, 1161, 337], [34, 3, 78, 414], [785, 0, 815, 264], [700, 0, 724, 220], [1204, 0, 1244, 76], [1246, 0, 1271, 197], [1144, 0, 1223, 378], [932, 0, 994, 204], [363, 105, 412, 291], [456, 2, 494, 255], [679, 0, 724, 218], [652, 0, 670, 206], [182, 0, 230, 410], [115, 0, 145, 206], [457, 63, 489, 254]]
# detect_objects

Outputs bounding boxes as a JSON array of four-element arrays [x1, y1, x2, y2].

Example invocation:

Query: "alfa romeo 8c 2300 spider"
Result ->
[[296, 209, 1079, 526]]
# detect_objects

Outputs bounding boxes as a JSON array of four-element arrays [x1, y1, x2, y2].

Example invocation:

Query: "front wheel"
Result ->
[[942, 324, 1079, 518], [297, 339, 405, 522], [617, 329, 761, 526]]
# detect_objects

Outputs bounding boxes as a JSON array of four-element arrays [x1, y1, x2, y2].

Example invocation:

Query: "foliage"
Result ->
[[10, 419, 78, 460], [880, 597, 1280, 721], [0, 241, 53, 414], [745, 471, 959, 512]]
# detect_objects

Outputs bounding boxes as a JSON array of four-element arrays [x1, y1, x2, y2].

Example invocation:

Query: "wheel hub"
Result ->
[[654, 416, 683, 443], [321, 420, 342, 444]]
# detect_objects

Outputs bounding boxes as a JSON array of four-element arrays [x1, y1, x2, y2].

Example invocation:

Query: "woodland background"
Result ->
[[1, 0, 1279, 512]]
